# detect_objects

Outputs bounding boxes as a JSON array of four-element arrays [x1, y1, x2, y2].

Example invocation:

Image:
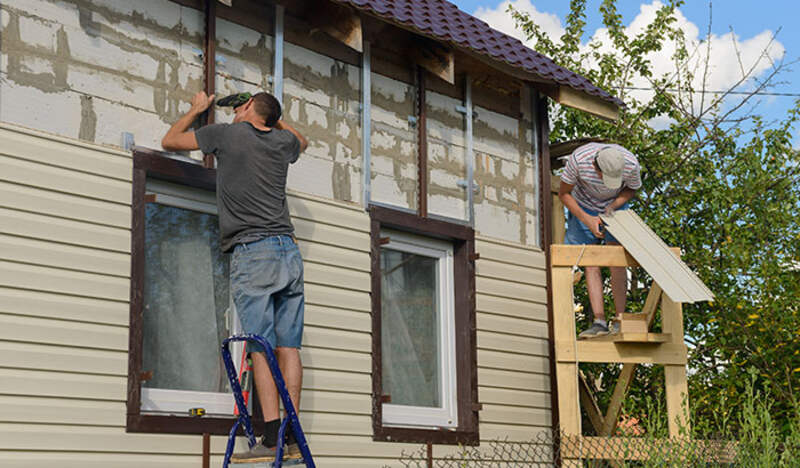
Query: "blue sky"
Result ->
[[450, 0, 800, 140]]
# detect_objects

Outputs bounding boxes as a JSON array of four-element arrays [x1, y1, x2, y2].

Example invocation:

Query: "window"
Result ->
[[370, 205, 479, 445], [139, 179, 244, 416], [127, 150, 250, 435], [381, 231, 457, 428]]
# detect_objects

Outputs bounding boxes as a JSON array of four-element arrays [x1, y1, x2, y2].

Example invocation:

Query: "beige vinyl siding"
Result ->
[[0, 122, 553, 466], [474, 236, 551, 437]]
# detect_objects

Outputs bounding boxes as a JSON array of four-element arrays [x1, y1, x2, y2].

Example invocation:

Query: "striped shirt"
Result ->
[[561, 143, 641, 212]]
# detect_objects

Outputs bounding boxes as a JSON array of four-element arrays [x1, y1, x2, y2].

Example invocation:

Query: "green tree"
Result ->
[[511, 0, 800, 435]]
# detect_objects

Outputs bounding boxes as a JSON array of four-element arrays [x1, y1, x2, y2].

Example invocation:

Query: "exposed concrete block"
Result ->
[[370, 154, 396, 176], [426, 90, 465, 146], [305, 102, 328, 129], [474, 105, 519, 161], [0, 79, 83, 138], [371, 129, 397, 151], [287, 154, 335, 199], [429, 193, 466, 220], [18, 13, 58, 51], [400, 140, 415, 158], [68, 65, 157, 114], [91, 97, 170, 149], [429, 168, 461, 188], [371, 172, 414, 210], [500, 159, 519, 180], [65, 26, 162, 82], [217, 18, 273, 88], [475, 203, 521, 244], [1, 8, 10, 30], [15, 0, 81, 30], [371, 73, 414, 128]]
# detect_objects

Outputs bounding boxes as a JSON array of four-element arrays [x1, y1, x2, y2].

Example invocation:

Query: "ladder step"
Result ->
[[591, 332, 672, 344]]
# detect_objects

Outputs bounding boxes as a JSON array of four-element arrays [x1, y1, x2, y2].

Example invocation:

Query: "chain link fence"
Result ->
[[388, 430, 737, 467]]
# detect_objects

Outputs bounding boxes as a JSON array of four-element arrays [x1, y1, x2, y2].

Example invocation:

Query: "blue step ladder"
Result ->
[[221, 334, 316, 468]]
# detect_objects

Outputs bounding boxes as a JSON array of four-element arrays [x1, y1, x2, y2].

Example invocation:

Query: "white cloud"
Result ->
[[474, 0, 565, 48], [475, 1, 786, 125]]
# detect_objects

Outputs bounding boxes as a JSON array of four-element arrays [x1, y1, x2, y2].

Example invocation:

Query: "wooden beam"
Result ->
[[662, 293, 690, 437], [202, 0, 216, 169], [416, 66, 428, 217], [557, 85, 620, 121], [642, 283, 663, 327], [578, 373, 605, 434], [411, 37, 454, 84], [589, 332, 671, 343], [562, 437, 737, 462], [552, 266, 580, 436], [556, 341, 688, 365], [551, 245, 681, 267], [306, 1, 363, 52], [601, 364, 636, 436]]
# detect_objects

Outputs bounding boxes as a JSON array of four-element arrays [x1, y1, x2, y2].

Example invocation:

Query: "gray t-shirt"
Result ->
[[195, 122, 301, 252]]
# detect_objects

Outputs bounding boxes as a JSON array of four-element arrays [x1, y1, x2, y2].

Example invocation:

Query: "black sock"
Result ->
[[262, 419, 280, 448], [286, 423, 297, 445]]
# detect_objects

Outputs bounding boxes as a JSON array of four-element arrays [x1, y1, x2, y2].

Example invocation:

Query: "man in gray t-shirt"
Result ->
[[162, 90, 308, 462]]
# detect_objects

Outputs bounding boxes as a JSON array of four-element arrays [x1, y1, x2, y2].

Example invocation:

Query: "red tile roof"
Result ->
[[333, 0, 624, 108]]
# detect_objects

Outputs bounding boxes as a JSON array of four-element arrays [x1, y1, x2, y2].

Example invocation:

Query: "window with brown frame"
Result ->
[[370, 205, 479, 445], [127, 149, 253, 435]]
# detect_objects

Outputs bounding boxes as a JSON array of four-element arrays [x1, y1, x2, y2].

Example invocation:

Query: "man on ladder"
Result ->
[[162, 90, 309, 463]]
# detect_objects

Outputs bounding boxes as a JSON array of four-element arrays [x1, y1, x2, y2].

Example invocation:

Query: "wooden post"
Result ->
[[662, 292, 690, 437], [551, 259, 580, 437], [551, 174, 565, 243]]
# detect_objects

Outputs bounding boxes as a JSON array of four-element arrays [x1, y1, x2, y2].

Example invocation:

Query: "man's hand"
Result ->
[[161, 92, 214, 152], [275, 120, 309, 152], [190, 91, 215, 115], [584, 215, 605, 238]]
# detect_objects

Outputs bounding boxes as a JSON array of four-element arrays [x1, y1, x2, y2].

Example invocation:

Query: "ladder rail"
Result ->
[[221, 334, 316, 468]]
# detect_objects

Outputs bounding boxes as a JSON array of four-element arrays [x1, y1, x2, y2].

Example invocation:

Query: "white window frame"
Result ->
[[140, 179, 245, 417], [380, 230, 458, 429]]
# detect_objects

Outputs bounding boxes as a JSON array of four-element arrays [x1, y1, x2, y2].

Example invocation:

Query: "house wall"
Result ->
[[0, 0, 551, 464], [0, 121, 550, 465]]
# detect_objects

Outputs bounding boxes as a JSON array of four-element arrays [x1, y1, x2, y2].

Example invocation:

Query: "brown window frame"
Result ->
[[369, 204, 479, 445], [126, 148, 258, 435]]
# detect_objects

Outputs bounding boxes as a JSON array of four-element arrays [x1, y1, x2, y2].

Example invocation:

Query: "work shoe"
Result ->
[[578, 321, 609, 340], [230, 437, 276, 464], [285, 442, 303, 460]]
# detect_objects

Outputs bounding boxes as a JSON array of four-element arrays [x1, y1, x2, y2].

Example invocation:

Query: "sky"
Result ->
[[449, 0, 800, 142]]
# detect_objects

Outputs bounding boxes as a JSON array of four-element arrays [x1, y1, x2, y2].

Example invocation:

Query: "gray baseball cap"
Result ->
[[596, 146, 626, 189]]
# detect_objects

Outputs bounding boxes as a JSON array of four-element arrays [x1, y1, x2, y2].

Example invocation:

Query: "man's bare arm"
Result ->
[[559, 180, 604, 238], [161, 91, 215, 152], [275, 120, 308, 152], [605, 187, 637, 214]]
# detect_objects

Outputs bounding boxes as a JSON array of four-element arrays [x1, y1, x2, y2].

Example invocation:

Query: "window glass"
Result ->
[[381, 249, 441, 407], [379, 231, 457, 428], [141, 202, 231, 395]]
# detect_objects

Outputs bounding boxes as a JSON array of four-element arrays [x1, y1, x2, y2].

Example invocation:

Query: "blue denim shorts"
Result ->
[[231, 235, 304, 352], [564, 203, 629, 245]]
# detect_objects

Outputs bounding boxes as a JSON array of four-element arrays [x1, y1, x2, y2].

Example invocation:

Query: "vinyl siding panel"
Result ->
[[475, 236, 551, 443], [0, 123, 554, 465]]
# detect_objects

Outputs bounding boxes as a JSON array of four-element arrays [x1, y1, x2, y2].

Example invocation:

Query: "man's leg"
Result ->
[[585, 265, 605, 321], [607, 241, 627, 320], [251, 351, 280, 422], [276, 347, 302, 413]]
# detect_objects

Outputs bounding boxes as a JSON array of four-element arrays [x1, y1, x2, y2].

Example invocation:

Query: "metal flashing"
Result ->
[[600, 210, 714, 303]]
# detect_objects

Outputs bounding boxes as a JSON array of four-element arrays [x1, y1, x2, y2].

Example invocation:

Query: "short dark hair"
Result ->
[[251, 92, 281, 126]]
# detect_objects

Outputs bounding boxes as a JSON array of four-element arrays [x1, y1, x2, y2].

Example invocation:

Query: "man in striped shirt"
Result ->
[[558, 143, 642, 338]]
